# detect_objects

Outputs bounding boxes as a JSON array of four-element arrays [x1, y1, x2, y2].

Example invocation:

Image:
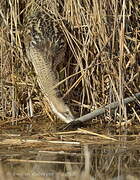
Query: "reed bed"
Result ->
[[0, 0, 140, 127]]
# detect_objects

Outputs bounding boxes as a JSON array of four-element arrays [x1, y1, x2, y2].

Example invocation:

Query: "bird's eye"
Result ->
[[65, 111, 70, 115]]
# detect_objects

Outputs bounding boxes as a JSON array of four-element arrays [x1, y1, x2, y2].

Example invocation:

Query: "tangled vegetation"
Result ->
[[0, 0, 140, 129]]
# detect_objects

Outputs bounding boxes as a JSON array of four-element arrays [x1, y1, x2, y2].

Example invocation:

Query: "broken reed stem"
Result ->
[[76, 93, 140, 123], [62, 93, 140, 129]]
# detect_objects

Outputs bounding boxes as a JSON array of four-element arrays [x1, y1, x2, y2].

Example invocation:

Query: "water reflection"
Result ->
[[1, 143, 140, 180]]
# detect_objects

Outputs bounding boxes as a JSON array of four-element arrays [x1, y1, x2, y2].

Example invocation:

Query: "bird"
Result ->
[[25, 9, 74, 123]]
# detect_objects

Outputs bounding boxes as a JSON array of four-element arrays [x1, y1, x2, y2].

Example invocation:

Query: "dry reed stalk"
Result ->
[[0, 0, 139, 126]]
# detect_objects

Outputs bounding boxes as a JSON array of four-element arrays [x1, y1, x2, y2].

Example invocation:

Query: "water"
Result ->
[[0, 134, 140, 180]]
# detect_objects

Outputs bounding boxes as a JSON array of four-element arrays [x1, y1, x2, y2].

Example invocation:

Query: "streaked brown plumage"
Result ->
[[25, 9, 74, 123]]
